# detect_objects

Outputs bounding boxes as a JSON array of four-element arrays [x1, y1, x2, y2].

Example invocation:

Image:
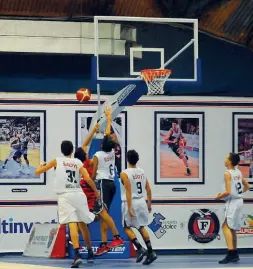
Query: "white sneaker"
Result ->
[[26, 167, 31, 175]]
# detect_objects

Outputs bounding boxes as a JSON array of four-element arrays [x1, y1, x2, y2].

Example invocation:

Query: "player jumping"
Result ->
[[35, 140, 100, 268], [75, 107, 124, 257], [216, 153, 250, 264], [91, 107, 124, 256], [161, 119, 191, 175], [120, 149, 157, 265]]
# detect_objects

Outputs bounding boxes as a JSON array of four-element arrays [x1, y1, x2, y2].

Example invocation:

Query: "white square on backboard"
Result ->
[[130, 47, 165, 76]]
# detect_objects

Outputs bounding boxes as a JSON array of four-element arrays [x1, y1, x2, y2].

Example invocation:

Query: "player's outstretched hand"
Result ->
[[104, 106, 112, 119], [148, 204, 152, 213], [39, 162, 46, 168], [215, 193, 221, 200]]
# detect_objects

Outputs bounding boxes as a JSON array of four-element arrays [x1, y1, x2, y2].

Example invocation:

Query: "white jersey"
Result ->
[[170, 126, 182, 139], [120, 167, 147, 201], [224, 168, 243, 200], [54, 157, 83, 194], [95, 150, 115, 180]]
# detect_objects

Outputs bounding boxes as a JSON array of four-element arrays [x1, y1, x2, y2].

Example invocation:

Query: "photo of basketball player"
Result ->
[[155, 112, 204, 184], [0, 111, 45, 184], [76, 111, 127, 174], [233, 113, 253, 183]]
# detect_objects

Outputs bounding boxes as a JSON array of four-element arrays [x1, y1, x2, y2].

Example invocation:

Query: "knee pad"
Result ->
[[23, 154, 28, 161]]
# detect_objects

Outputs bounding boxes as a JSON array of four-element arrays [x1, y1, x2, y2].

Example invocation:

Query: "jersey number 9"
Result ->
[[136, 182, 142, 194]]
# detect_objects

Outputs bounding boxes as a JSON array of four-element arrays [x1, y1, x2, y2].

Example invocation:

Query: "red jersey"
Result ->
[[80, 159, 95, 206]]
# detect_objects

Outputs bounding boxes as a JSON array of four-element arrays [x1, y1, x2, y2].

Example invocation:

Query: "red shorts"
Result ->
[[80, 181, 95, 208], [80, 180, 103, 214]]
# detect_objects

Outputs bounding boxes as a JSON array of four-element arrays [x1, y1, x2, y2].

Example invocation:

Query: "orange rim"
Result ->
[[141, 69, 172, 82]]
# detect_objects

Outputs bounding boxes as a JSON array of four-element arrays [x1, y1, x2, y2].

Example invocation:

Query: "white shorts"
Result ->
[[224, 198, 243, 231], [58, 192, 95, 225], [122, 198, 149, 229]]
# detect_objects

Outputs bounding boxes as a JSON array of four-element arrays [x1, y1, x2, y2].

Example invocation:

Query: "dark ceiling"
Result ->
[[0, 0, 252, 50]]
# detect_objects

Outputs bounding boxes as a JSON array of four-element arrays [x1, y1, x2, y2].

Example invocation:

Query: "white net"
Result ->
[[141, 69, 172, 95]]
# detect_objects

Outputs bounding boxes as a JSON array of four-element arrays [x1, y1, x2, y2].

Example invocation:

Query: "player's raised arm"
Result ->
[[35, 159, 56, 176], [242, 177, 251, 193], [79, 166, 100, 198], [120, 172, 134, 218], [145, 179, 152, 212], [82, 123, 100, 153], [216, 172, 231, 200], [104, 107, 112, 136]]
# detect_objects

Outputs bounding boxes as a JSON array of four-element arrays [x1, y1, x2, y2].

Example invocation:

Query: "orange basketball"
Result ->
[[179, 139, 186, 147], [76, 88, 91, 103]]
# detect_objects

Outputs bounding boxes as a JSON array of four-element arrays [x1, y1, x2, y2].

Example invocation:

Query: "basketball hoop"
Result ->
[[141, 69, 172, 95]]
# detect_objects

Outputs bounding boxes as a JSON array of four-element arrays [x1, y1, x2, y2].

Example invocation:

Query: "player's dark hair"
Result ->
[[229, 152, 240, 166], [74, 147, 87, 162], [61, 140, 73, 156], [172, 119, 178, 124], [127, 150, 139, 165], [101, 135, 115, 152]]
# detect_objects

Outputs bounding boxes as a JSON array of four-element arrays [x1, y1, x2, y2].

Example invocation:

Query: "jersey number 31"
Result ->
[[66, 170, 77, 184]]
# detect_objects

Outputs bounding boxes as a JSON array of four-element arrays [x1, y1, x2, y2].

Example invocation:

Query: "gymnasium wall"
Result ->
[[1, 25, 253, 96], [0, 93, 253, 253]]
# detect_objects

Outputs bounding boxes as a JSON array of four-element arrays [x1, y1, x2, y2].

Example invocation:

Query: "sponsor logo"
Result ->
[[0, 218, 57, 234], [80, 246, 126, 254], [188, 209, 220, 243], [47, 228, 58, 249], [148, 213, 185, 239], [237, 214, 253, 236]]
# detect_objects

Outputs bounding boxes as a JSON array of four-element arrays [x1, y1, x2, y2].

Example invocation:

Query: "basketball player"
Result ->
[[35, 140, 100, 268], [19, 130, 35, 174], [2, 132, 22, 170], [161, 119, 191, 175], [91, 107, 124, 255], [120, 150, 157, 265], [216, 153, 250, 264], [75, 147, 124, 253]]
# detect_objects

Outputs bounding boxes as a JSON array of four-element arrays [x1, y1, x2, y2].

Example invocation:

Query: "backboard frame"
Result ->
[[130, 47, 165, 76], [94, 16, 199, 83]]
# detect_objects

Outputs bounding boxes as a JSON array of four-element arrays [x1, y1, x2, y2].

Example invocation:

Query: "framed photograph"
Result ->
[[0, 110, 46, 185], [154, 111, 205, 185], [75, 111, 127, 174], [233, 113, 253, 183]]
